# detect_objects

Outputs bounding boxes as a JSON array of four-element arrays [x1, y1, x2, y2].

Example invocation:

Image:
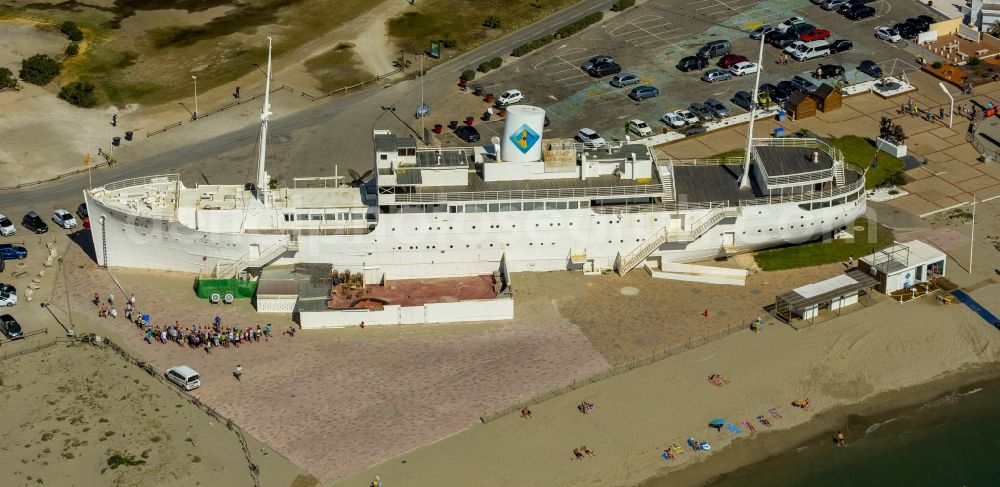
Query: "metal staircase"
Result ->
[[213, 239, 295, 278], [833, 161, 846, 187], [615, 206, 741, 276], [659, 164, 676, 202]]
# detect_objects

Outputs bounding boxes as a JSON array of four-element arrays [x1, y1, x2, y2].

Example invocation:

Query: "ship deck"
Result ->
[[326, 275, 499, 310], [672, 165, 764, 205], [755, 146, 834, 175]]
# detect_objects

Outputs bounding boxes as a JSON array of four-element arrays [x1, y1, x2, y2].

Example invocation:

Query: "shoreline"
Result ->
[[639, 364, 1000, 487]]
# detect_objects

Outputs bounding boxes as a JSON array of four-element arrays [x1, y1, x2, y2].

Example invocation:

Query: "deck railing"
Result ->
[[99, 174, 179, 193], [393, 183, 664, 203]]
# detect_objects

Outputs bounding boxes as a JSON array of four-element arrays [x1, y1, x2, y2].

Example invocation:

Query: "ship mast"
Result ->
[[256, 36, 273, 206], [739, 33, 766, 190]]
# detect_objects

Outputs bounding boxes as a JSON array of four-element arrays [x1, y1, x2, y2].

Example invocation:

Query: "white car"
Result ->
[[574, 128, 607, 149], [0, 213, 14, 237], [661, 111, 686, 128], [627, 119, 652, 137], [776, 16, 805, 34], [52, 209, 77, 229], [495, 89, 524, 106], [875, 27, 902, 43], [676, 109, 699, 125], [0, 290, 17, 307], [784, 41, 805, 55], [730, 61, 759, 76]]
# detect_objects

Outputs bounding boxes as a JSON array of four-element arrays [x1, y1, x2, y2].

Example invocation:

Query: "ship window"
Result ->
[[798, 204, 811, 211], [351, 212, 363, 220], [568, 201, 579, 209], [580, 201, 589, 208], [380, 154, 388, 160], [465, 204, 479, 213], [545, 202, 558, 210], [310, 214, 322, 221], [524, 202, 542, 211], [556, 202, 567, 209], [831, 198, 844, 206], [284, 214, 294, 221], [499, 203, 515, 211], [296, 213, 308, 220], [324, 213, 336, 221], [488, 203, 500, 212]]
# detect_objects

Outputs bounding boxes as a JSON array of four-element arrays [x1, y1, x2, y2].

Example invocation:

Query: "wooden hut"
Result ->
[[787, 91, 816, 120], [812, 84, 842, 113]]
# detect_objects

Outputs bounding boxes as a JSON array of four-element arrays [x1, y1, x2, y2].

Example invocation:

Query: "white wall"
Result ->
[[299, 298, 513, 328], [256, 297, 297, 313]]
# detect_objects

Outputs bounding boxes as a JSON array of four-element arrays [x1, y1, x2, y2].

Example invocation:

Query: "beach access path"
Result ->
[[331, 283, 1000, 487]]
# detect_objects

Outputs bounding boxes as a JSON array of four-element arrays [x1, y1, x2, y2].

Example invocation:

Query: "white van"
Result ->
[[165, 365, 201, 391], [792, 41, 831, 61]]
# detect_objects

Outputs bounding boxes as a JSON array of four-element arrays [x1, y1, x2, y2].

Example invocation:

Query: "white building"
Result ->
[[858, 240, 947, 294]]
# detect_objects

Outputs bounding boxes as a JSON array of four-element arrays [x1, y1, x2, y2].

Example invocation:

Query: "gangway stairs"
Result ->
[[615, 206, 740, 276], [658, 164, 676, 203], [833, 161, 846, 187], [212, 239, 296, 278]]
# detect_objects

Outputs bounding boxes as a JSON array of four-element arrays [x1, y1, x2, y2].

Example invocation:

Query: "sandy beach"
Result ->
[[331, 284, 1000, 487]]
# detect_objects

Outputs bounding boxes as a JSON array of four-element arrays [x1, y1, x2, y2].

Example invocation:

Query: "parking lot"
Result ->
[[461, 0, 940, 142]]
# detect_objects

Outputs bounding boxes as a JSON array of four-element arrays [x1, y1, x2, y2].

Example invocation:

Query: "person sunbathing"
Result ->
[[573, 448, 584, 460], [521, 407, 532, 418], [582, 446, 595, 457], [793, 397, 811, 409]]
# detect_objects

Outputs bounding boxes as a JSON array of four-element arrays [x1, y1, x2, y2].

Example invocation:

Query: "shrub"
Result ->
[[969, 56, 982, 66], [58, 81, 98, 107], [512, 35, 554, 57], [106, 452, 145, 469], [611, 0, 635, 11], [461, 69, 476, 81], [483, 15, 501, 29], [931, 61, 942, 69], [442, 37, 457, 49], [19, 54, 61, 85], [477, 56, 503, 73], [0, 67, 18, 90], [60, 21, 83, 42], [65, 43, 79, 57], [555, 12, 603, 38]]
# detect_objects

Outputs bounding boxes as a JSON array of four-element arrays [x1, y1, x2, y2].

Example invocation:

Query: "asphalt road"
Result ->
[[0, 0, 614, 209]]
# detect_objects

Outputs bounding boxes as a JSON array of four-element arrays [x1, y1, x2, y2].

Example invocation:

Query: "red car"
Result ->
[[718, 54, 749, 69], [799, 28, 831, 42]]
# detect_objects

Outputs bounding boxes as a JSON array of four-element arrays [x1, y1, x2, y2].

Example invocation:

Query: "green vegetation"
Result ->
[[19, 54, 61, 86], [932, 61, 943, 69], [969, 56, 982, 67], [60, 21, 83, 42], [149, 435, 161, 443], [0, 67, 19, 90], [512, 34, 554, 57], [828, 135, 905, 189], [302, 43, 372, 94], [754, 218, 893, 271], [478, 56, 503, 73], [59, 81, 98, 107], [483, 15, 501, 28], [611, 0, 636, 11], [65, 43, 79, 57], [106, 452, 145, 469], [555, 11, 603, 38], [460, 69, 476, 81]]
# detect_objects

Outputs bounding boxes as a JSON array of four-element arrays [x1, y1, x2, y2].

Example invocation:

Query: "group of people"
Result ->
[[572, 446, 595, 460], [94, 292, 132, 320], [577, 401, 595, 414]]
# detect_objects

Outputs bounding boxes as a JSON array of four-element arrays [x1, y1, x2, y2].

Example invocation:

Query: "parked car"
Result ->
[[829, 39, 854, 53], [0, 290, 16, 307], [661, 111, 687, 128], [776, 16, 806, 33], [0, 314, 22, 339], [76, 203, 90, 229], [810, 0, 826, 4], [701, 69, 733, 83], [845, 5, 876, 20], [704, 98, 731, 118], [875, 26, 902, 43], [750, 24, 775, 40], [675, 109, 700, 125], [788, 23, 816, 36], [784, 41, 806, 55], [812, 64, 845, 79], [628, 85, 660, 101], [575, 128, 607, 149], [0, 284, 13, 295], [759, 83, 790, 104], [771, 32, 802, 49], [893, 22, 918, 40], [776, 80, 799, 95], [165, 365, 201, 391], [627, 119, 653, 137], [495, 89, 524, 106], [581, 55, 614, 72], [21, 211, 47, 234], [697, 40, 732, 59], [838, 0, 870, 11], [718, 54, 749, 69], [905, 17, 930, 33], [858, 59, 883, 78], [0, 244, 27, 260], [789, 75, 820, 93], [0, 214, 14, 237], [588, 61, 622, 77], [610, 73, 641, 87], [917, 15, 935, 26], [689, 102, 715, 121], [677, 55, 709, 72], [822, 0, 849, 10], [730, 61, 759, 76], [52, 209, 77, 229], [731, 91, 754, 110], [454, 125, 480, 143], [800, 28, 831, 42]]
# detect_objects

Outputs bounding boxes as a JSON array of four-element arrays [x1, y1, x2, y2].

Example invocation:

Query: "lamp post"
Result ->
[[938, 82, 954, 128], [192, 75, 199, 120], [970, 195, 977, 274], [420, 54, 425, 140]]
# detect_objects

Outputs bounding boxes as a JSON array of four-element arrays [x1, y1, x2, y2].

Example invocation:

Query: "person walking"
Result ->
[[234, 86, 241, 100], [837, 430, 846, 446], [234, 365, 243, 382]]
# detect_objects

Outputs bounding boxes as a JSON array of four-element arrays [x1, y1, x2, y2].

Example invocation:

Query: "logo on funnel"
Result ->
[[509, 124, 540, 154]]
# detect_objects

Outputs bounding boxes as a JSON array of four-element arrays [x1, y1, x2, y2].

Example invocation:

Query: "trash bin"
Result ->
[[448, 120, 459, 129], [465, 116, 474, 126], [433, 124, 443, 134], [124, 131, 133, 141], [112, 137, 121, 146], [774, 127, 785, 137], [474, 85, 483, 97], [484, 94, 494, 104], [777, 109, 785, 121]]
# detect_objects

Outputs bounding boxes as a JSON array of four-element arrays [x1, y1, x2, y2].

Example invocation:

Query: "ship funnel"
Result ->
[[500, 105, 545, 163]]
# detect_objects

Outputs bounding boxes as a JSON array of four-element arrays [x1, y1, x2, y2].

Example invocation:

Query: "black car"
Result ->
[[844, 5, 875, 20], [588, 61, 622, 77], [830, 39, 854, 53], [858, 59, 883, 78], [917, 14, 935, 26], [455, 125, 480, 143], [677, 56, 708, 72], [0, 314, 22, 340], [813, 64, 845, 79], [21, 211, 47, 234], [893, 23, 918, 39], [759, 83, 790, 103], [905, 17, 930, 33], [731, 91, 754, 111], [776, 80, 800, 95], [788, 23, 815, 36], [838, 0, 868, 14], [770, 32, 801, 49]]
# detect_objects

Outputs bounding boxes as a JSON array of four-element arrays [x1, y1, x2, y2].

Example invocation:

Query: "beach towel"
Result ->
[[726, 423, 742, 434]]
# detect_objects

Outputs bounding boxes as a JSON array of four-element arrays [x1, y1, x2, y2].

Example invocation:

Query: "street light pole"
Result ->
[[938, 82, 954, 128], [970, 195, 977, 274], [420, 54, 425, 141], [192, 75, 199, 120]]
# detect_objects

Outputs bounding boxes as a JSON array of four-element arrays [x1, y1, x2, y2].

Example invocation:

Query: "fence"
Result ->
[[0, 338, 63, 361], [479, 321, 752, 423], [300, 68, 403, 101], [146, 85, 290, 139]]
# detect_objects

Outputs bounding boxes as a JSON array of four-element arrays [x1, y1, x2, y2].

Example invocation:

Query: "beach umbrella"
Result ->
[[709, 418, 727, 428]]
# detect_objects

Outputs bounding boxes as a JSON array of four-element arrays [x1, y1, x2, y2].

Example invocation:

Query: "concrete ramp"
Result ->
[[643, 258, 748, 286]]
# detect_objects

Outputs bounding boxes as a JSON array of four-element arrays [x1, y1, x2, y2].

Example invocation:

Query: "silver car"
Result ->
[[581, 55, 613, 72], [704, 98, 731, 118], [610, 73, 640, 87], [701, 69, 732, 83]]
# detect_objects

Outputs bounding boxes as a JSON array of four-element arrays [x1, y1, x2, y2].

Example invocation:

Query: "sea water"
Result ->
[[706, 380, 1000, 487]]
